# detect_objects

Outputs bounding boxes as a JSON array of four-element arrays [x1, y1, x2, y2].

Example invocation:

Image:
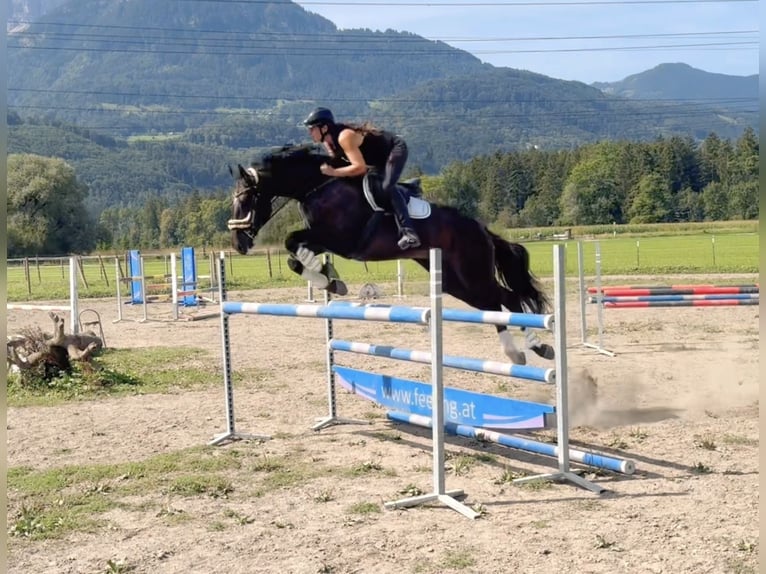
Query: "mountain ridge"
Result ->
[[591, 62, 757, 101], [8, 0, 758, 180]]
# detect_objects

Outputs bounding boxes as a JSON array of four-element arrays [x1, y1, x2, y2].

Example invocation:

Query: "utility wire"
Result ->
[[8, 87, 757, 105], [8, 21, 756, 42]]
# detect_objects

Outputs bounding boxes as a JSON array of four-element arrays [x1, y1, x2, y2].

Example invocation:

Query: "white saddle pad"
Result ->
[[362, 178, 432, 219]]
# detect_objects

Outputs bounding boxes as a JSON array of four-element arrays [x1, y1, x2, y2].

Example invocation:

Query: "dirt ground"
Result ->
[[6, 274, 760, 574]]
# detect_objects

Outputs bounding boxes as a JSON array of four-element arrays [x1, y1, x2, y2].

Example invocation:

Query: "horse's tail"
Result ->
[[489, 230, 550, 314]]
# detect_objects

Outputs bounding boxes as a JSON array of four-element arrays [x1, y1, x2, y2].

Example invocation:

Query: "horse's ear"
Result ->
[[238, 164, 248, 179], [228, 164, 234, 177]]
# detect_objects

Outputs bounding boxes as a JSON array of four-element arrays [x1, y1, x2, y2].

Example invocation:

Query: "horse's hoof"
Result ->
[[287, 256, 301, 274], [322, 261, 340, 280], [509, 351, 526, 365], [531, 343, 555, 360], [328, 280, 348, 296]]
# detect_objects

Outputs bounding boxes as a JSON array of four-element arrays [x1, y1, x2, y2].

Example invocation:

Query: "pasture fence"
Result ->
[[7, 257, 80, 335]]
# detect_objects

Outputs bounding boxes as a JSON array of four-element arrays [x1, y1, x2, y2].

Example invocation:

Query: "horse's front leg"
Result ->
[[285, 232, 348, 296]]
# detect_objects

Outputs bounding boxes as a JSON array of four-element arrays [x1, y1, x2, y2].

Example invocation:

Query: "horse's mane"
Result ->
[[252, 143, 329, 171]]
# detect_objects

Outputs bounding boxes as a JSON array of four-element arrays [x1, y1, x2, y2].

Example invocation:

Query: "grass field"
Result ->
[[6, 229, 759, 302]]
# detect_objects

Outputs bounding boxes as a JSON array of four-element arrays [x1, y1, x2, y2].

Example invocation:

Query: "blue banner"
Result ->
[[334, 366, 554, 431]]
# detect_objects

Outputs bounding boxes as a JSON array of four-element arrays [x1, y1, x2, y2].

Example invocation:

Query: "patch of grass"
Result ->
[[628, 427, 648, 441], [251, 455, 287, 472], [369, 431, 402, 442], [260, 467, 318, 491], [362, 410, 384, 420], [494, 467, 526, 484], [397, 484, 424, 497], [594, 534, 620, 550], [723, 557, 757, 574], [155, 503, 189, 524], [736, 539, 758, 553], [721, 434, 758, 447], [440, 547, 476, 570], [471, 503, 488, 517], [8, 494, 116, 540], [168, 475, 233, 498], [574, 499, 602, 511], [7, 347, 230, 407], [347, 460, 384, 477], [514, 478, 553, 491], [347, 501, 381, 515], [105, 559, 136, 573], [606, 434, 629, 449], [691, 462, 713, 474], [313, 489, 335, 503], [450, 455, 476, 477], [693, 435, 717, 450], [7, 446, 250, 540], [222, 508, 255, 525]]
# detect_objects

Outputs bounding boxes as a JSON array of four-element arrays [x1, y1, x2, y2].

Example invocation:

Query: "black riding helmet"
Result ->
[[303, 107, 335, 127]]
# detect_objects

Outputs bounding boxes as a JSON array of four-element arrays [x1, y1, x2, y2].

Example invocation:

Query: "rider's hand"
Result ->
[[320, 163, 334, 176]]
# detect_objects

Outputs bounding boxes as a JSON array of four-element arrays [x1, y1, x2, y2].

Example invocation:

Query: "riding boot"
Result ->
[[389, 187, 421, 250]]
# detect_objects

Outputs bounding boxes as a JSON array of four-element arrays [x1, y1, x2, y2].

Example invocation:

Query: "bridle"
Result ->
[[227, 167, 259, 231]]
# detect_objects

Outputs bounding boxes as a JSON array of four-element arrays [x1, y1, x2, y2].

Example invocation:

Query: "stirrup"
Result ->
[[397, 231, 421, 250]]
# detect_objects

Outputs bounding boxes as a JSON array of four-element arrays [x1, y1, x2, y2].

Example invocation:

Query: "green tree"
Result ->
[[701, 181, 729, 220], [627, 173, 673, 223], [675, 186, 705, 221], [558, 147, 623, 225], [7, 153, 99, 256], [437, 162, 480, 218], [728, 181, 759, 220]]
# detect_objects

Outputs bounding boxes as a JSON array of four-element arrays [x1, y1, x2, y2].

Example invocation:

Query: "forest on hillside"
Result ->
[[7, 129, 758, 258]]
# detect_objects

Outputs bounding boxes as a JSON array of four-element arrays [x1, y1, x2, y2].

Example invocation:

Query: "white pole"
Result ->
[[171, 252, 179, 321], [69, 257, 79, 334], [396, 259, 404, 298], [114, 257, 124, 323], [139, 256, 148, 323], [306, 281, 315, 303], [594, 242, 605, 350], [577, 241, 587, 344], [385, 249, 478, 519]]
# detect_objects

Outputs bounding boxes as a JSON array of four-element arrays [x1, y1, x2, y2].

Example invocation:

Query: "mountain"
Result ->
[[8, 0, 68, 31], [592, 62, 757, 114], [8, 0, 482, 124], [7, 0, 758, 211]]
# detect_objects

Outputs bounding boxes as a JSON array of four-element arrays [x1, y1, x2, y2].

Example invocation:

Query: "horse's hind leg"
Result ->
[[499, 288, 555, 361], [285, 231, 348, 296], [413, 259, 527, 364]]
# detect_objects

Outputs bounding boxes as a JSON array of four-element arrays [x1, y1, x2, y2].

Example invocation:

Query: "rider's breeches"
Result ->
[[378, 138, 415, 232]]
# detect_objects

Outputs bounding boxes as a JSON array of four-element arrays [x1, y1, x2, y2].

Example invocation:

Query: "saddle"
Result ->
[[362, 174, 431, 219]]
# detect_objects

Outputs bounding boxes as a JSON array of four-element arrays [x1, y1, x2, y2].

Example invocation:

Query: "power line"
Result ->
[[8, 38, 756, 56], [177, 0, 756, 5], [8, 21, 756, 43], [8, 87, 757, 105]]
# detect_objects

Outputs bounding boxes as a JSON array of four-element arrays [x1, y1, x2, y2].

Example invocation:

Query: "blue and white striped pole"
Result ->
[[328, 300, 553, 330], [222, 302, 429, 324], [386, 411, 635, 475], [328, 339, 555, 384]]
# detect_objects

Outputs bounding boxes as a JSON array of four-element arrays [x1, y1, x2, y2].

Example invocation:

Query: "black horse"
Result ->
[[228, 144, 553, 364]]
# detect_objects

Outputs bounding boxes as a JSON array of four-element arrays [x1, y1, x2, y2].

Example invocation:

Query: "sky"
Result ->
[[295, 0, 757, 84]]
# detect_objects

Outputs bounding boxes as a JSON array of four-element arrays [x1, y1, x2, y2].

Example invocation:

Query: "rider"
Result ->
[[302, 107, 421, 250]]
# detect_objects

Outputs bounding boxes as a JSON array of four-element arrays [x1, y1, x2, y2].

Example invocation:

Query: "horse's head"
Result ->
[[227, 144, 331, 254], [227, 164, 264, 255]]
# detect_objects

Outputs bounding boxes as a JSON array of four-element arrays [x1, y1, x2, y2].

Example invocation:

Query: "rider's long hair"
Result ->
[[343, 121, 382, 137]]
